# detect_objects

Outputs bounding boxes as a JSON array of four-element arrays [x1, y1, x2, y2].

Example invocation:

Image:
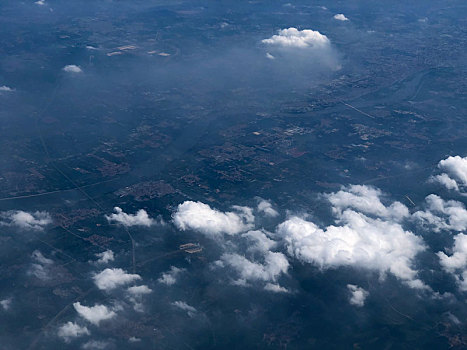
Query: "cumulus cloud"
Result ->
[[127, 285, 152, 312], [35, 0, 45, 5], [105, 207, 154, 227], [326, 185, 409, 221], [281, 185, 427, 290], [432, 174, 459, 191], [264, 283, 289, 293], [242, 230, 276, 253], [63, 65, 82, 73], [261, 27, 340, 71], [58, 322, 90, 342], [218, 251, 289, 286], [158, 266, 185, 286], [257, 199, 279, 218], [438, 234, 467, 272], [334, 14, 349, 21], [73, 302, 116, 326], [173, 201, 254, 237], [433, 155, 467, 192], [0, 210, 52, 230], [127, 285, 152, 295], [413, 195, 467, 232], [174, 200, 290, 292], [172, 301, 197, 317], [262, 28, 330, 49], [93, 268, 141, 291], [278, 210, 426, 288], [347, 284, 369, 307], [437, 233, 467, 291], [439, 156, 467, 185], [95, 250, 114, 264]]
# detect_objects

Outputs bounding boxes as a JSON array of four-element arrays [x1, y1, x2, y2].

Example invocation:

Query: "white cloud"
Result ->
[[0, 298, 11, 310], [174, 201, 289, 292], [334, 14, 349, 21], [128, 337, 141, 342], [73, 302, 116, 326], [242, 230, 276, 253], [347, 284, 369, 307], [232, 206, 254, 222], [57, 322, 90, 342], [93, 268, 141, 291], [63, 65, 82, 73], [277, 210, 426, 288], [127, 285, 152, 295], [218, 251, 289, 286], [413, 195, 467, 232], [439, 156, 467, 185], [0, 86, 13, 92], [35, 0, 45, 5], [127, 285, 152, 312], [433, 155, 467, 192], [257, 199, 279, 218], [172, 301, 197, 317], [264, 283, 289, 293], [326, 185, 409, 221], [105, 207, 154, 227], [263, 27, 341, 72], [95, 250, 114, 264], [438, 233, 467, 272], [437, 233, 467, 291], [158, 266, 185, 286], [0, 210, 52, 230], [432, 174, 459, 191], [173, 201, 254, 237], [262, 28, 330, 49]]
